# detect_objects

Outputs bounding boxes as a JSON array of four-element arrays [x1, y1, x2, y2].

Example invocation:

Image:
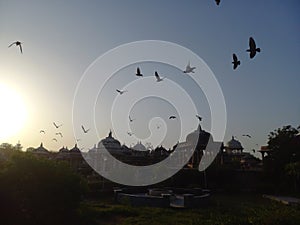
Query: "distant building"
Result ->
[[85, 125, 220, 169], [219, 136, 261, 171], [258, 145, 272, 162], [225, 136, 244, 154], [31, 143, 50, 158], [176, 124, 212, 168], [28, 127, 261, 174]]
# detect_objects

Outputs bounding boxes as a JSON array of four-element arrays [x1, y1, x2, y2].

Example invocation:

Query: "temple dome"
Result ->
[[33, 143, 49, 154], [186, 125, 211, 149], [59, 146, 69, 153], [98, 130, 121, 150], [132, 141, 147, 151], [70, 144, 81, 153], [226, 136, 243, 150]]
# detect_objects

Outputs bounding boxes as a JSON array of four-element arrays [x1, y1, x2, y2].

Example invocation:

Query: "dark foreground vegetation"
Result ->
[[81, 194, 300, 225], [0, 155, 299, 225], [0, 148, 87, 225]]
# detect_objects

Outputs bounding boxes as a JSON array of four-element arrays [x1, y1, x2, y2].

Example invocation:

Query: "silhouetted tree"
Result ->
[[0, 151, 87, 225], [265, 125, 300, 192], [267, 125, 299, 166], [285, 162, 300, 192]]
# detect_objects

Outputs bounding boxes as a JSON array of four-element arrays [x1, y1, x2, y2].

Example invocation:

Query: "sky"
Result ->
[[0, 0, 299, 159]]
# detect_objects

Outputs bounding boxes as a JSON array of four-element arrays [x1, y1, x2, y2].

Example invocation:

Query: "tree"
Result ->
[[0, 152, 87, 225], [0, 142, 21, 168], [285, 162, 300, 192], [265, 125, 300, 192], [267, 125, 299, 166]]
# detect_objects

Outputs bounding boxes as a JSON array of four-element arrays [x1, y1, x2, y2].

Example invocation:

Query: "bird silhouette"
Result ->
[[81, 125, 90, 133], [215, 0, 220, 6], [8, 41, 23, 53], [40, 130, 45, 134], [55, 132, 63, 138], [154, 71, 164, 82], [232, 53, 241, 70], [242, 134, 252, 138], [196, 115, 202, 121], [116, 89, 127, 95], [183, 61, 196, 73], [53, 122, 62, 129], [129, 115, 135, 122], [52, 138, 57, 142], [169, 116, 176, 119], [247, 37, 261, 59], [136, 67, 143, 77], [127, 132, 134, 136]]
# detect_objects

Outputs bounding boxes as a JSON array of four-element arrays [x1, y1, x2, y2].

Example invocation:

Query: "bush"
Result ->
[[0, 152, 87, 225]]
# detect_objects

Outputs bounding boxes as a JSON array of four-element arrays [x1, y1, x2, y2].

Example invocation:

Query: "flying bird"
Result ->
[[116, 89, 127, 95], [53, 122, 62, 129], [129, 115, 135, 122], [232, 53, 241, 70], [154, 71, 164, 82], [242, 134, 252, 138], [136, 67, 143, 77], [183, 61, 196, 73], [169, 116, 176, 119], [55, 132, 63, 138], [81, 125, 90, 134], [8, 41, 23, 53], [52, 138, 57, 142], [246, 37, 261, 59], [40, 130, 45, 134], [215, 0, 221, 6], [196, 115, 202, 121]]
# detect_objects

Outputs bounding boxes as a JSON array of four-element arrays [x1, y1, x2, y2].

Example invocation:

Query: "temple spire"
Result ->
[[197, 124, 202, 131]]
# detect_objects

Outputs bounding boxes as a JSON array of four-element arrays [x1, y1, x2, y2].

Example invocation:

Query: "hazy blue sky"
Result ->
[[0, 1, 299, 158]]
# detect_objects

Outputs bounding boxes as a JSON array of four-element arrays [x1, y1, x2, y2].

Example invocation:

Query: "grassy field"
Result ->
[[80, 194, 300, 225]]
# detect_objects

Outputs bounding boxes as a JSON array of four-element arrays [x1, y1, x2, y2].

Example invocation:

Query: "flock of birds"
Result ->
[[114, 36, 261, 136], [39, 121, 90, 143], [6, 33, 96, 144], [232, 37, 261, 70], [7, 0, 260, 151], [39, 122, 63, 143], [8, 37, 260, 72], [115, 63, 203, 137]]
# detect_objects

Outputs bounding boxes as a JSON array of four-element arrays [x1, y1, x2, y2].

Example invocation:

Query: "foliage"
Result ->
[[285, 162, 300, 193], [83, 194, 300, 225], [0, 150, 87, 225], [265, 125, 300, 192], [267, 125, 299, 163]]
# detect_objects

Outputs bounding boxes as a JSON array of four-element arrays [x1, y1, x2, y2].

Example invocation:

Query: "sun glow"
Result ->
[[0, 83, 28, 141]]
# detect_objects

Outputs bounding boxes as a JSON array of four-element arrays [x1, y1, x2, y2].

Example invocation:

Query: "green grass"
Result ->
[[80, 194, 300, 225]]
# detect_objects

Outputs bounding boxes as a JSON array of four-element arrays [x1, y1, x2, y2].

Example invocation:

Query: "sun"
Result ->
[[0, 83, 28, 141]]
